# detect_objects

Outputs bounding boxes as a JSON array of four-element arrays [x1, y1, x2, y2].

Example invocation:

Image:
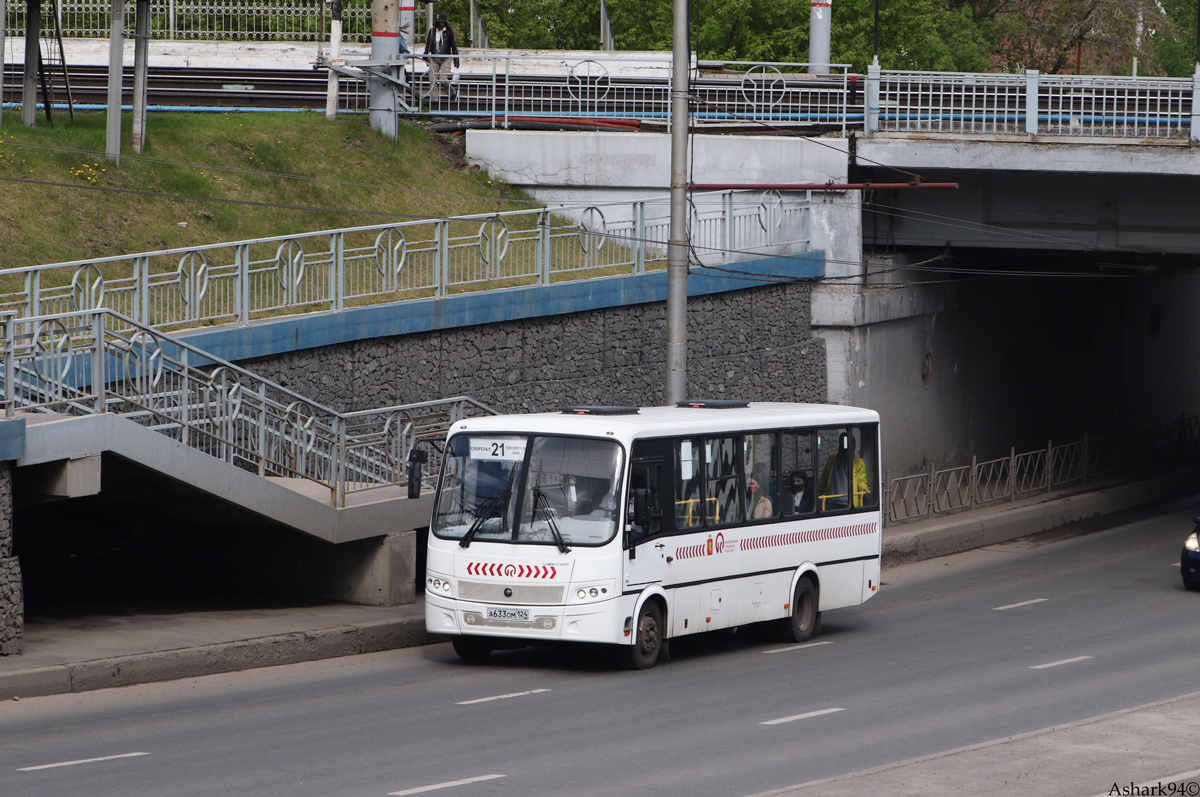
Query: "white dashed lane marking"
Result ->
[[457, 688, 550, 705], [389, 774, 506, 795], [764, 640, 833, 654], [761, 707, 845, 726], [18, 752, 150, 772], [993, 598, 1048, 611], [1031, 656, 1092, 670]]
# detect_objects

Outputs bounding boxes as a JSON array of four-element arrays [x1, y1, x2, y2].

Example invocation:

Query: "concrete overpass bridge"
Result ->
[[3, 48, 1200, 657]]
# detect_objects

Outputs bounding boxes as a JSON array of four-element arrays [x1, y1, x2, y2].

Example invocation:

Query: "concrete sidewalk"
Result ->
[[0, 466, 1195, 701], [0, 600, 433, 700], [754, 690, 1200, 797]]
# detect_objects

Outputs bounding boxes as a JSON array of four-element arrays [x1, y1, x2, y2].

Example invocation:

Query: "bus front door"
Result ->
[[625, 455, 667, 590]]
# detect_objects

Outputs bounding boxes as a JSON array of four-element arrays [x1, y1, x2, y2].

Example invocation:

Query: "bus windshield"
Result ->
[[432, 434, 624, 547]]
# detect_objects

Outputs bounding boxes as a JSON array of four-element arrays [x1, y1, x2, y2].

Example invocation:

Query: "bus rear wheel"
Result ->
[[625, 601, 663, 670], [452, 635, 493, 662], [781, 577, 818, 643]]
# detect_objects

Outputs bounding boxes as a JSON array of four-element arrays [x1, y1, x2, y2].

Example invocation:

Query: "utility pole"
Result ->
[[810, 0, 831, 75], [0, 0, 5, 126], [21, 0, 38, 127], [131, 0, 150, 153], [105, 0, 124, 163], [873, 0, 879, 64], [370, 0, 399, 140], [665, 0, 689, 404], [326, 0, 344, 120]]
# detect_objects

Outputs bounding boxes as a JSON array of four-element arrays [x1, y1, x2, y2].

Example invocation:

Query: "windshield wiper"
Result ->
[[532, 488, 571, 554], [459, 489, 509, 549]]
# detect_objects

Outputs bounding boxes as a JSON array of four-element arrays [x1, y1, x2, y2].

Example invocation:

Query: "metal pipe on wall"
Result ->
[[810, 0, 831, 76]]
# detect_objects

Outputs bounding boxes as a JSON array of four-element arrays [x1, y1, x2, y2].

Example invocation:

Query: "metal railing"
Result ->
[[384, 54, 853, 130], [0, 190, 811, 334], [2, 308, 494, 504], [4, 0, 430, 43], [885, 422, 1200, 525], [868, 65, 1199, 141]]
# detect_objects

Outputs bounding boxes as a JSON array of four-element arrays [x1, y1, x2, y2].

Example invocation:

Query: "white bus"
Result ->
[[425, 401, 882, 668]]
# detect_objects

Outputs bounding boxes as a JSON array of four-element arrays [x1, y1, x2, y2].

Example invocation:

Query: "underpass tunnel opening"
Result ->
[[13, 454, 420, 617], [849, 166, 1200, 477], [846, 251, 1200, 479]]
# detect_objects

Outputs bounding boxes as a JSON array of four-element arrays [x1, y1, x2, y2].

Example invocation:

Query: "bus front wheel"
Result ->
[[781, 577, 818, 643], [452, 635, 493, 662], [626, 601, 664, 670]]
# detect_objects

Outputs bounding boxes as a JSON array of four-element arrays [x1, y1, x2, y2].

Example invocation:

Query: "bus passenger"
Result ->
[[748, 472, 773, 519], [820, 433, 870, 510], [788, 471, 813, 514]]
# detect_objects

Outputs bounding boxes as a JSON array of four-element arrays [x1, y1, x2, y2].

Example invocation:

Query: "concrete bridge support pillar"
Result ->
[[0, 463, 24, 655]]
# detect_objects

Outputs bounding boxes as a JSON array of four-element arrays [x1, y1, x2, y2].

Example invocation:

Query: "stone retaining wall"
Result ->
[[0, 463, 22, 655], [243, 283, 826, 413]]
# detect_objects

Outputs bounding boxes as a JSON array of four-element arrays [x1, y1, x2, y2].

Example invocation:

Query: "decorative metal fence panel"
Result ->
[[1040, 75, 1190, 138], [0, 190, 812, 334], [393, 55, 851, 129], [2, 308, 494, 502], [886, 419, 1200, 525], [875, 71, 1027, 135], [4, 0, 428, 43], [873, 68, 1195, 140]]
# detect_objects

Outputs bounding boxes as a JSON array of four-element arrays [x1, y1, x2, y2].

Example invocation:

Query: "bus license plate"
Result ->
[[486, 607, 529, 622]]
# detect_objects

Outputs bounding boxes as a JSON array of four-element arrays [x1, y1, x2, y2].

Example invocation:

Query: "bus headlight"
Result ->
[[577, 589, 587, 599], [427, 576, 454, 596]]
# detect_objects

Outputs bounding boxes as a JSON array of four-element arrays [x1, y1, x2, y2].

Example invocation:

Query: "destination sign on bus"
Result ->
[[468, 438, 527, 461]]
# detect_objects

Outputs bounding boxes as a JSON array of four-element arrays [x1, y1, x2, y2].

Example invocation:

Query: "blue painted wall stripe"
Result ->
[[180, 253, 823, 364]]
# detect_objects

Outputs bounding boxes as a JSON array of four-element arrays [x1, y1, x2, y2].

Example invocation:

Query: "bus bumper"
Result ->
[[425, 591, 629, 645]]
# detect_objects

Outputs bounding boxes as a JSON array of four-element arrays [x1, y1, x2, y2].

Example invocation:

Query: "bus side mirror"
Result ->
[[407, 448, 429, 500]]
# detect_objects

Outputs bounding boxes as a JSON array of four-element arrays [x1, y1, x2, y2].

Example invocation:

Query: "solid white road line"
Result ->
[[18, 752, 150, 772], [764, 641, 833, 654], [389, 774, 506, 795], [1031, 656, 1092, 670], [457, 688, 550, 705], [993, 598, 1049, 611], [761, 707, 845, 726]]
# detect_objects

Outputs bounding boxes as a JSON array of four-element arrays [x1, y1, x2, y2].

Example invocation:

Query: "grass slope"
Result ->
[[0, 111, 524, 269]]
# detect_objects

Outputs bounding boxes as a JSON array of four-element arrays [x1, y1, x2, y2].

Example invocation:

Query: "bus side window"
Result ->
[[781, 430, 815, 517], [817, 426, 872, 512], [854, 426, 880, 510], [706, 435, 744, 526], [675, 438, 703, 530]]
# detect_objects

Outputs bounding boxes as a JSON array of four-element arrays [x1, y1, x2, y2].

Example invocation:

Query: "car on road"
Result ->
[[1182, 517, 1200, 590]]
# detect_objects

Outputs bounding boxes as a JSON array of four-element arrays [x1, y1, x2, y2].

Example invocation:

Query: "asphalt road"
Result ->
[[2, 500, 1199, 797]]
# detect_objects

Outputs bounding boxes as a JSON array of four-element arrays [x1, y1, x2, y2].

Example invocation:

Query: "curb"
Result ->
[[882, 467, 1200, 568], [0, 615, 438, 700]]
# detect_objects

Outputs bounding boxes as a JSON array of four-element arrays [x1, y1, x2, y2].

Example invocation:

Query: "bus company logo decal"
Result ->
[[675, 535, 734, 560], [740, 523, 878, 551], [466, 562, 558, 578]]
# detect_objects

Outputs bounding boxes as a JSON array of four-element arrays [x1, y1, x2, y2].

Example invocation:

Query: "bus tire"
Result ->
[[626, 601, 664, 670], [781, 577, 818, 643], [451, 635, 493, 661]]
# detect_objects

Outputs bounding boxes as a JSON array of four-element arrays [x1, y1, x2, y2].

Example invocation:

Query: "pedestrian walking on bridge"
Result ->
[[423, 12, 460, 105]]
